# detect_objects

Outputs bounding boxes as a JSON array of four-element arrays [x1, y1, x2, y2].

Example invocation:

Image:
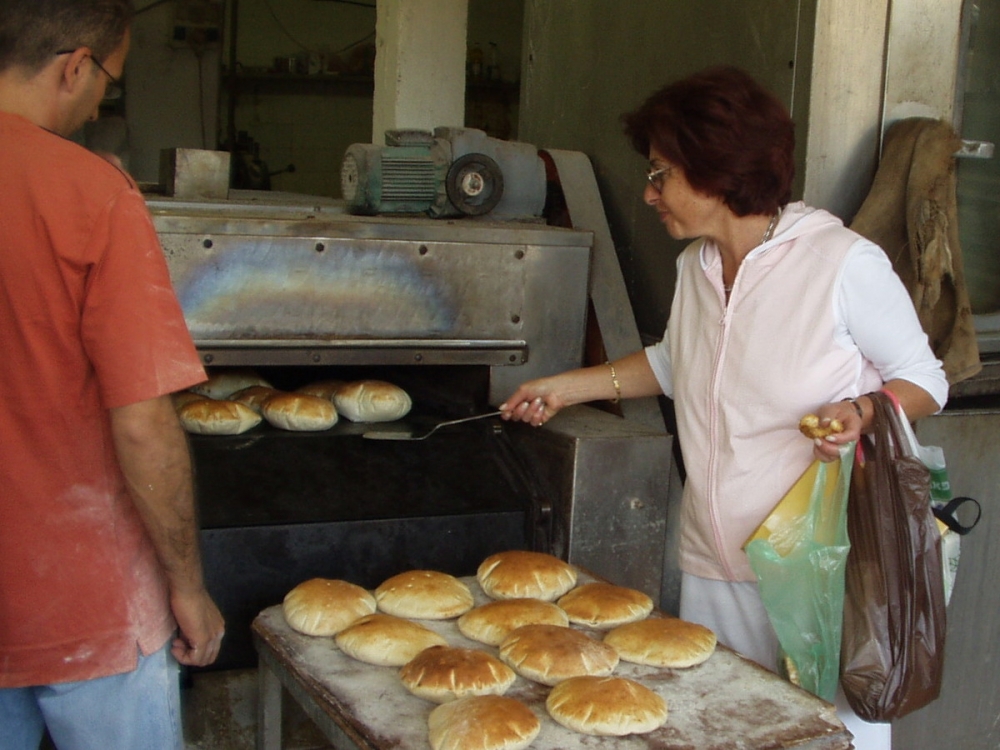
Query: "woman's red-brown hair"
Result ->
[[622, 66, 795, 217]]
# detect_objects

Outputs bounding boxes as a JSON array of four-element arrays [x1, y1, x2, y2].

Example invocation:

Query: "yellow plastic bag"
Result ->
[[744, 444, 854, 702]]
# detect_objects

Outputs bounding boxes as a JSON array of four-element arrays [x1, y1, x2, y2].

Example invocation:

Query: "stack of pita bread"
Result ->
[[276, 549, 718, 748]]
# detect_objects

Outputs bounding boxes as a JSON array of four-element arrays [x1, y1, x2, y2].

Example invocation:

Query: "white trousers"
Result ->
[[680, 572, 891, 750]]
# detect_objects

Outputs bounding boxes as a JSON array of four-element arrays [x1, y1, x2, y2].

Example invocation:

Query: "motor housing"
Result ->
[[341, 127, 545, 219]]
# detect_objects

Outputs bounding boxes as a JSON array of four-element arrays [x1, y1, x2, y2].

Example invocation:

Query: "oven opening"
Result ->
[[191, 364, 541, 670]]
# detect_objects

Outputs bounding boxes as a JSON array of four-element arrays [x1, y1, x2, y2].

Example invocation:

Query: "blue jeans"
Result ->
[[0, 641, 183, 750]]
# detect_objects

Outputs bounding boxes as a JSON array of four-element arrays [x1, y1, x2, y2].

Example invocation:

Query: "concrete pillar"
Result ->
[[802, 0, 890, 221], [883, 0, 963, 125], [372, 0, 469, 145]]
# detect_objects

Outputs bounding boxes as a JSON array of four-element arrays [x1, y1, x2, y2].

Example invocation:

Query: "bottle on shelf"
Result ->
[[468, 42, 483, 81]]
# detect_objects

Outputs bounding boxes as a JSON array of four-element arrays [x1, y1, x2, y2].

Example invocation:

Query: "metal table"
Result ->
[[252, 576, 852, 750]]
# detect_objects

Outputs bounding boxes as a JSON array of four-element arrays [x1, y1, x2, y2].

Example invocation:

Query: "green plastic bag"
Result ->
[[744, 444, 854, 702]]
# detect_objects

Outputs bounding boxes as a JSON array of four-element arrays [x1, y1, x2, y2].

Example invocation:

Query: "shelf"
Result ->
[[224, 72, 519, 102], [226, 73, 374, 96]]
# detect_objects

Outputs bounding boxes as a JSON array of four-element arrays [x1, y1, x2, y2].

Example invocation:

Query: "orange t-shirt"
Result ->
[[0, 112, 206, 686]]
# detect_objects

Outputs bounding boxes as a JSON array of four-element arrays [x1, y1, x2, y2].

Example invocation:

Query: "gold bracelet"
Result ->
[[607, 362, 621, 404]]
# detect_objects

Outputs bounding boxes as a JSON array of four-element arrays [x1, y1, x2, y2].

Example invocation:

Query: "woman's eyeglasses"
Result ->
[[55, 49, 123, 101], [645, 165, 672, 192]]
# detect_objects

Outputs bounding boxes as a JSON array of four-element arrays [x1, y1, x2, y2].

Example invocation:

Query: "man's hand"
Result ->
[[170, 587, 225, 667]]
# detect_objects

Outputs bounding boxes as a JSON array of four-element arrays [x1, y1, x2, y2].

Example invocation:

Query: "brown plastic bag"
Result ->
[[840, 390, 947, 721]]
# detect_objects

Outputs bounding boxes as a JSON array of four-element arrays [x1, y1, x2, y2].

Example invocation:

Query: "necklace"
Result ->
[[724, 207, 783, 295], [761, 206, 782, 245]]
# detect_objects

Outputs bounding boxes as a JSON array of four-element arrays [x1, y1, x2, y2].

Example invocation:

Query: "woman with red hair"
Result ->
[[501, 66, 945, 749]]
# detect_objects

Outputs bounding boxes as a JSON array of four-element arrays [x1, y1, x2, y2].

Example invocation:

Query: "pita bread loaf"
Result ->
[[603, 617, 717, 668], [335, 614, 447, 667], [400, 645, 516, 703], [498, 624, 619, 686], [375, 570, 474, 619], [178, 399, 262, 435], [798, 413, 845, 440], [546, 675, 667, 736], [230, 385, 281, 414], [281, 578, 376, 637], [296, 379, 346, 402], [172, 390, 208, 410], [428, 695, 540, 750], [477, 550, 577, 601], [556, 582, 654, 630], [190, 369, 272, 399], [261, 392, 338, 431], [334, 380, 412, 422], [458, 598, 569, 646]]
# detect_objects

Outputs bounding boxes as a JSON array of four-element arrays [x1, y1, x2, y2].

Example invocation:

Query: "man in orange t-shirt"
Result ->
[[0, 1, 224, 747]]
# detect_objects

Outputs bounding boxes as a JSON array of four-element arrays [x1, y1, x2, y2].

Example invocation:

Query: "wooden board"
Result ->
[[252, 575, 851, 749]]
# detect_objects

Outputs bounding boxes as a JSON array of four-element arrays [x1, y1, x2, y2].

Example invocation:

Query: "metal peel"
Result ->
[[361, 410, 502, 441]]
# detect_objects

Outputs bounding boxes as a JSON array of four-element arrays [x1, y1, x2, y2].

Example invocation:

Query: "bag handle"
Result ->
[[879, 388, 902, 410], [866, 390, 913, 462], [875, 389, 917, 458], [933, 496, 982, 535], [874, 389, 982, 536]]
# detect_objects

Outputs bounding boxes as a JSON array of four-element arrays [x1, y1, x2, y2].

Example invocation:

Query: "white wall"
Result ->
[[125, 2, 222, 183]]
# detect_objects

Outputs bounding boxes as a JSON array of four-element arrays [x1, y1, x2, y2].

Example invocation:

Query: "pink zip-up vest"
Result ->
[[670, 207, 881, 581]]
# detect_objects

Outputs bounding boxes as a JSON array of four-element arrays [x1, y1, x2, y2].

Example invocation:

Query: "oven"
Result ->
[[150, 188, 674, 671]]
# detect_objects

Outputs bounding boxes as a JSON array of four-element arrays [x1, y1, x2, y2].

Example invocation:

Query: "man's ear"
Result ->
[[58, 47, 94, 92]]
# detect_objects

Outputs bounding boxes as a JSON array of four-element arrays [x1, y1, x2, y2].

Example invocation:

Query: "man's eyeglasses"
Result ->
[[55, 49, 123, 101], [646, 165, 672, 193]]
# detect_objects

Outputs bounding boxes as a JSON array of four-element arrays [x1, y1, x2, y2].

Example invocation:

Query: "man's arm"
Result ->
[[109, 395, 225, 667]]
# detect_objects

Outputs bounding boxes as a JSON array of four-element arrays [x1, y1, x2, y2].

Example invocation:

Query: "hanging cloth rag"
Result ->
[[851, 117, 981, 385]]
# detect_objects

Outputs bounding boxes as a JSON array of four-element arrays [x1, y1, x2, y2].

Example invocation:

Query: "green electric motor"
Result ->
[[340, 127, 544, 219]]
